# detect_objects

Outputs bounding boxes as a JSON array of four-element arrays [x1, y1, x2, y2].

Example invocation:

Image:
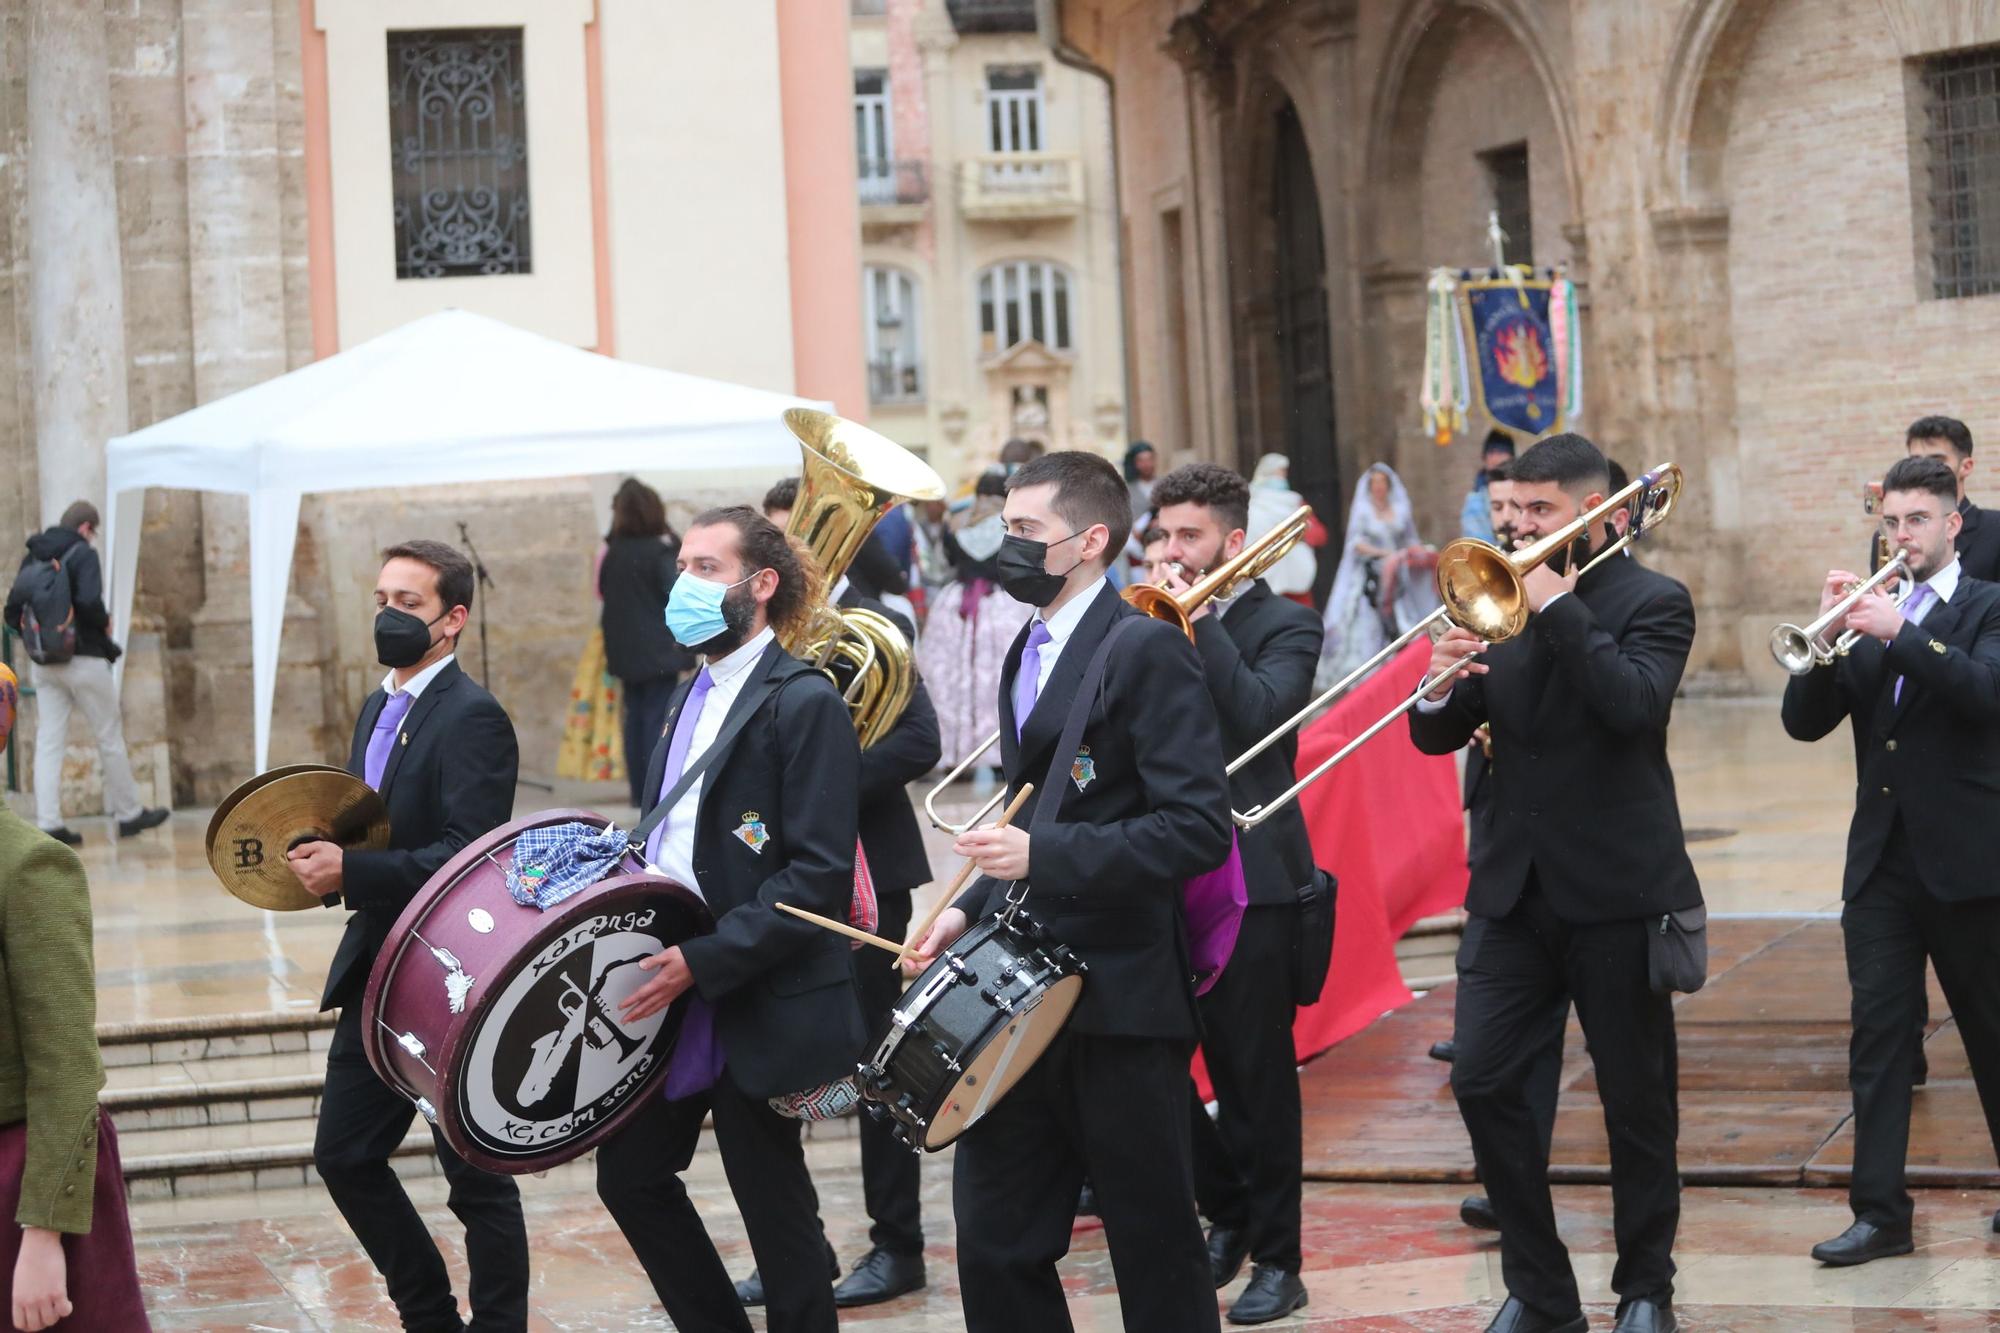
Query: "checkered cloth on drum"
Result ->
[[503, 821, 629, 909]]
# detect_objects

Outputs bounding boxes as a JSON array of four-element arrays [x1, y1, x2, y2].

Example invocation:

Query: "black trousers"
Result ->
[[857, 891, 924, 1255], [1843, 827, 2000, 1230], [1189, 903, 1303, 1272], [313, 1006, 529, 1333], [953, 1029, 1220, 1333], [1452, 883, 1680, 1321], [596, 1072, 836, 1333], [621, 673, 679, 807]]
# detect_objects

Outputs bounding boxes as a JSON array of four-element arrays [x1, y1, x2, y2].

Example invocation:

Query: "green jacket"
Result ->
[[0, 805, 104, 1233]]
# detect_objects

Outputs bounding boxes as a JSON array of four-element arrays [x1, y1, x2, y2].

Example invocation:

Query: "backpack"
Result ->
[[10, 542, 83, 666]]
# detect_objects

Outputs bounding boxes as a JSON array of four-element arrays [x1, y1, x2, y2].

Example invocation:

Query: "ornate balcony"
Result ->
[[946, 0, 1036, 34], [859, 159, 929, 226], [958, 152, 1083, 222]]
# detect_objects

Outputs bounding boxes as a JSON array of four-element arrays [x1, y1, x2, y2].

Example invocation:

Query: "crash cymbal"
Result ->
[[205, 764, 351, 854], [207, 769, 390, 911]]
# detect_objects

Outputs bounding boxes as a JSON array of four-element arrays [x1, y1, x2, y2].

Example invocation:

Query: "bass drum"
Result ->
[[858, 910, 1084, 1151], [361, 810, 711, 1174]]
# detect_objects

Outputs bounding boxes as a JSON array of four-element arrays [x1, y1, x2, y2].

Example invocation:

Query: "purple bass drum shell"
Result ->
[[361, 809, 712, 1174]]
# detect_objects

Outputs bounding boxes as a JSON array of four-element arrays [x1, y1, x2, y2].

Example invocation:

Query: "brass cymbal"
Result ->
[[207, 769, 390, 911]]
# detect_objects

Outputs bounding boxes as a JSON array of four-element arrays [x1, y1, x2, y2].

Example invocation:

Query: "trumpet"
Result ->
[[1229, 464, 1684, 829], [922, 505, 1317, 834], [1768, 558, 1912, 675]]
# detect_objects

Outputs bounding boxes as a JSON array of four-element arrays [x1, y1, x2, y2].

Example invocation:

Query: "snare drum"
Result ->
[[362, 810, 711, 1174], [858, 911, 1085, 1151]]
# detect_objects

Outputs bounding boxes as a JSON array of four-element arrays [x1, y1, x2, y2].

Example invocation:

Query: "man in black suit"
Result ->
[[1411, 434, 1700, 1333], [907, 450, 1232, 1333], [1904, 416, 2000, 580], [1782, 455, 2000, 1266], [594, 506, 867, 1333], [1146, 462, 1321, 1325], [738, 485, 942, 1310], [289, 539, 528, 1333]]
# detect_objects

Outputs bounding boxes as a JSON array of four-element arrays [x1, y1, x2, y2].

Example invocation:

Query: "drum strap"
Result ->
[[625, 670, 783, 856], [1019, 619, 1144, 901]]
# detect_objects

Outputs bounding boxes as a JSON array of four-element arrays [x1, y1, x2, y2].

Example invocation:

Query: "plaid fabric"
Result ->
[[847, 840, 878, 941], [504, 821, 630, 909], [769, 1075, 861, 1122]]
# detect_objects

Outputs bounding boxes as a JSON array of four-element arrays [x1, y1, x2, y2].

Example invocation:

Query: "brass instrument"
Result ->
[[1769, 557, 1912, 675], [207, 765, 391, 911], [780, 408, 946, 748], [1229, 464, 1685, 829], [922, 504, 1316, 834], [1863, 481, 1891, 572]]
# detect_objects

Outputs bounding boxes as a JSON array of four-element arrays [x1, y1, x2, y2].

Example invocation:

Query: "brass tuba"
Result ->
[[779, 408, 947, 748]]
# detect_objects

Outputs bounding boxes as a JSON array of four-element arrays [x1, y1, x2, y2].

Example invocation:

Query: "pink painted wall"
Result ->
[[776, 0, 868, 419], [887, 0, 934, 263]]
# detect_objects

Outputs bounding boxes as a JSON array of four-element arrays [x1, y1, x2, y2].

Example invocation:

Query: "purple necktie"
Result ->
[[645, 667, 715, 866], [1011, 620, 1053, 738], [364, 691, 415, 791], [1893, 584, 1936, 705]]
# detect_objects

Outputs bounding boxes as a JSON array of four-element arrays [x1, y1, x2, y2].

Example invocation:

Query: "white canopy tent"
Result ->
[[104, 309, 826, 773]]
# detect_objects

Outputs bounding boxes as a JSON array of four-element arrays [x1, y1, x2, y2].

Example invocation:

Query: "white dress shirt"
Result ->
[[1029, 577, 1111, 695], [379, 653, 456, 702], [650, 626, 776, 900]]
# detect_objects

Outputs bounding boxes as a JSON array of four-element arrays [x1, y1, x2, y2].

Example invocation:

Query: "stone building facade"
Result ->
[[1053, 0, 2000, 689], [3, 0, 867, 808]]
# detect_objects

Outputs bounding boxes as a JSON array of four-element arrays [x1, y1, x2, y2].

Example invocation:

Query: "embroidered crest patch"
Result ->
[[1071, 747, 1097, 793], [734, 811, 770, 854]]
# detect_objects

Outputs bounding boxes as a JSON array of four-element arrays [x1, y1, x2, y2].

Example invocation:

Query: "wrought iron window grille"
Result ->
[[389, 27, 532, 280], [1923, 46, 2000, 300]]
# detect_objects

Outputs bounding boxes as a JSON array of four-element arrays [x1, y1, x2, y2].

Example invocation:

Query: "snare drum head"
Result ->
[[924, 971, 1082, 1148]]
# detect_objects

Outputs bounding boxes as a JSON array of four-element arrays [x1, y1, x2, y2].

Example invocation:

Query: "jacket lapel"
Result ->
[[641, 673, 698, 813], [688, 641, 786, 809], [1016, 584, 1122, 776], [996, 616, 1033, 778], [1885, 592, 1967, 731], [379, 661, 461, 796]]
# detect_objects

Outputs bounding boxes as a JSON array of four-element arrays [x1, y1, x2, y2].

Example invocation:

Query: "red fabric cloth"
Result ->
[[1194, 637, 1466, 1096], [0, 1116, 149, 1331]]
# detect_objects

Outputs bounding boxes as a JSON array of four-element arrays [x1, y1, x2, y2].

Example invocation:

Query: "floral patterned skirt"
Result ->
[[556, 629, 626, 785]]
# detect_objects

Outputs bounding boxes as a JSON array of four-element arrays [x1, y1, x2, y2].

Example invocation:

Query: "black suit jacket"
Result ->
[[1195, 581, 1323, 904], [836, 587, 941, 897], [641, 640, 868, 1099], [599, 534, 695, 682], [1781, 574, 2000, 902], [956, 582, 1232, 1039], [324, 659, 519, 1010], [1409, 552, 1703, 923]]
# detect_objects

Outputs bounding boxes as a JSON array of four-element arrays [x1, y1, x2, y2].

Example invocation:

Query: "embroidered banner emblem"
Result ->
[[734, 811, 770, 854], [1071, 747, 1096, 793]]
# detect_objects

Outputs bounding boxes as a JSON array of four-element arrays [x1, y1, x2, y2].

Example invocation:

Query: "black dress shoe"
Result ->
[[1810, 1219, 1914, 1266], [1227, 1266, 1307, 1325], [42, 826, 83, 847], [1430, 1039, 1457, 1062], [1613, 1297, 1676, 1332], [1207, 1225, 1251, 1288], [118, 807, 169, 837], [833, 1246, 925, 1308], [1484, 1296, 1588, 1333], [1460, 1195, 1501, 1232], [737, 1241, 840, 1306]]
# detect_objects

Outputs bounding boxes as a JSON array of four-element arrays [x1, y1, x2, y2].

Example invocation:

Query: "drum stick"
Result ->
[[896, 782, 1036, 970], [774, 901, 918, 959]]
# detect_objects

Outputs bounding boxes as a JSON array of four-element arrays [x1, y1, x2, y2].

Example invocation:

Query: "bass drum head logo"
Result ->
[[457, 905, 676, 1160]]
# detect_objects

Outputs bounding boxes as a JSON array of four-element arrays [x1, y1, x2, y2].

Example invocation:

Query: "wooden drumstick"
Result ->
[[774, 901, 919, 959], [896, 782, 1036, 970]]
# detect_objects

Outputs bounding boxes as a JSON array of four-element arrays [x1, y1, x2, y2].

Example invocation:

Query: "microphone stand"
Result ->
[[457, 521, 553, 792]]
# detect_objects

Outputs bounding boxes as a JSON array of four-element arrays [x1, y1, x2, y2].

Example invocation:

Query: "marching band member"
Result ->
[[1147, 462, 1323, 1325], [1901, 417, 2000, 580], [292, 540, 529, 1333], [906, 451, 1232, 1333], [1411, 435, 1701, 1333], [595, 506, 866, 1333], [1782, 456, 2000, 1266]]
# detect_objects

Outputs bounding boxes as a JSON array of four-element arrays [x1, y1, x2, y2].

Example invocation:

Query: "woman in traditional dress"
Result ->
[[1318, 463, 1438, 687]]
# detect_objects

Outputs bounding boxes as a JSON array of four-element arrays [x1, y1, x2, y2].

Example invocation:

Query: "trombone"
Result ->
[[1229, 464, 1684, 829], [1768, 557, 1912, 675], [922, 505, 1316, 834]]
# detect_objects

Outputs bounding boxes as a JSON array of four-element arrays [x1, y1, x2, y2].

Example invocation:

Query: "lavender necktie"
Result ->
[[1893, 584, 1936, 705], [363, 691, 415, 791], [1011, 620, 1054, 739], [645, 667, 715, 866]]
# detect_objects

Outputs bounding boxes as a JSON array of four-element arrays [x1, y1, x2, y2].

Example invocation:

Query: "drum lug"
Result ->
[[414, 1097, 438, 1125], [929, 1040, 962, 1074], [396, 1031, 427, 1060], [980, 986, 1015, 1014]]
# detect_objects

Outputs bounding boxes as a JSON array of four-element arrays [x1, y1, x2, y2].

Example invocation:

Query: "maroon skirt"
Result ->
[[0, 1115, 149, 1331]]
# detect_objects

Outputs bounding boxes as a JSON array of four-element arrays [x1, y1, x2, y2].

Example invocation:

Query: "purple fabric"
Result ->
[[644, 667, 714, 865], [363, 690, 415, 791], [661, 995, 723, 1101], [958, 577, 993, 620], [1184, 831, 1248, 996], [1011, 620, 1053, 739], [1893, 583, 1936, 705]]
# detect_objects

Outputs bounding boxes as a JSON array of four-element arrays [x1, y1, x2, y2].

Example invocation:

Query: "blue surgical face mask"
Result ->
[[665, 570, 761, 652]]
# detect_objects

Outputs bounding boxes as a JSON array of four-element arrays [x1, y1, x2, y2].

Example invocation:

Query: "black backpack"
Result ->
[[10, 542, 83, 666]]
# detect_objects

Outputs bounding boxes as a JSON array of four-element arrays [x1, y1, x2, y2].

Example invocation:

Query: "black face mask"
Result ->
[[375, 606, 446, 669], [997, 530, 1087, 608]]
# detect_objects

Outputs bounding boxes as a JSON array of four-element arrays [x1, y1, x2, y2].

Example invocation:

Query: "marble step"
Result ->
[[104, 1072, 325, 1131], [119, 1114, 438, 1202]]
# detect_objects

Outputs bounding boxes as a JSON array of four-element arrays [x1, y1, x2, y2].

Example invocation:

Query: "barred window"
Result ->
[[388, 28, 532, 280], [864, 267, 922, 404], [1921, 47, 2000, 299], [977, 260, 1072, 356], [1482, 143, 1533, 268]]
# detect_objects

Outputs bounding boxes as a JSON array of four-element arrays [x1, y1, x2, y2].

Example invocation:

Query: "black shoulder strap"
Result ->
[[625, 672, 783, 855], [1030, 617, 1142, 837]]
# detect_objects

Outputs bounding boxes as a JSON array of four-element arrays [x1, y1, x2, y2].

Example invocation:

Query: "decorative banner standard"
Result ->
[[1421, 265, 1583, 445]]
